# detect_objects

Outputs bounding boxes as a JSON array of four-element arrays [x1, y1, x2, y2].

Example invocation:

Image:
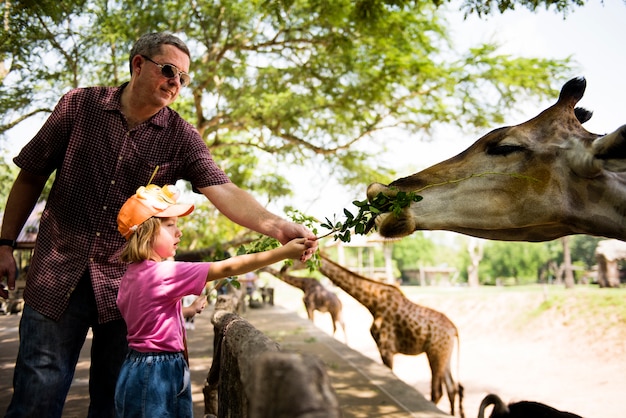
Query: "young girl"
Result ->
[[114, 184, 308, 418]]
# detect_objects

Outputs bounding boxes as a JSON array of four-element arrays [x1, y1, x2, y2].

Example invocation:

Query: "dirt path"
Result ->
[[273, 281, 626, 418]]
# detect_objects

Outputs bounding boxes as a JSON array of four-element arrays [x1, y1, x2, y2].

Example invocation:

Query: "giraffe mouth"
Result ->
[[375, 210, 417, 238], [366, 182, 418, 238]]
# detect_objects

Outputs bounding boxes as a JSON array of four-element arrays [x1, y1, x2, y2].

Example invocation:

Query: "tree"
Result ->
[[447, 0, 587, 17], [334, 0, 589, 20], [1, 0, 573, 247], [569, 235, 602, 269], [392, 232, 436, 269], [480, 241, 559, 285], [467, 237, 483, 288], [561, 236, 575, 289]]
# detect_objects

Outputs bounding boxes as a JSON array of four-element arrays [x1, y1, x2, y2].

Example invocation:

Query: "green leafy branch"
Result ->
[[237, 207, 322, 270], [235, 190, 423, 271], [318, 190, 422, 243], [216, 276, 241, 290], [316, 171, 538, 243]]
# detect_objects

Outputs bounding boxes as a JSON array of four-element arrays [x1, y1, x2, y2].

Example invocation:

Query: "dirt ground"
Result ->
[[271, 279, 626, 418]]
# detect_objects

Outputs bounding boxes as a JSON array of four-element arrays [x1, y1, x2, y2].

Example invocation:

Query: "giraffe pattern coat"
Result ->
[[316, 253, 464, 418]]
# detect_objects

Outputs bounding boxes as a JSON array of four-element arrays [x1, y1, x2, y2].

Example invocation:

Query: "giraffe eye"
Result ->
[[487, 144, 526, 156]]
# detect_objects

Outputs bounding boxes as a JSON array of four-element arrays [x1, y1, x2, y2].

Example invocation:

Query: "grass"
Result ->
[[400, 283, 626, 344], [528, 285, 626, 331]]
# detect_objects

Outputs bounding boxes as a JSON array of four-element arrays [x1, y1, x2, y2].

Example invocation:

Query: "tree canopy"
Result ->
[[1, 0, 576, 247]]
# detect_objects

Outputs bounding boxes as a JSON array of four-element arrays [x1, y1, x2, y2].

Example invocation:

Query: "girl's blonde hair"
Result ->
[[120, 217, 162, 263]]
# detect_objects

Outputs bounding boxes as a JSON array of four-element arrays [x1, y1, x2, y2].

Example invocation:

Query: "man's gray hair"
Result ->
[[129, 33, 191, 74]]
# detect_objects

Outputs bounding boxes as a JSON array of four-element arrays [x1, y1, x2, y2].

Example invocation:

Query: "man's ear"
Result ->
[[130, 55, 144, 76]]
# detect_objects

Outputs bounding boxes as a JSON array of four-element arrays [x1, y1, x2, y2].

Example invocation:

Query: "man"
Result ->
[[0, 32, 316, 417]]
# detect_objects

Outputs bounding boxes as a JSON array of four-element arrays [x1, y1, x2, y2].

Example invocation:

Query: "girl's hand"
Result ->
[[276, 222, 318, 261], [299, 238, 317, 262], [282, 238, 310, 260]]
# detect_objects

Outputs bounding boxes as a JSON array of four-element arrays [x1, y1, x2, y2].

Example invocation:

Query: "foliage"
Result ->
[[179, 200, 251, 252], [333, 0, 588, 21], [472, 235, 602, 286], [1, 1, 571, 182], [0, 0, 578, 246], [233, 190, 421, 272], [236, 235, 281, 256], [319, 191, 422, 242], [454, 0, 586, 17], [569, 235, 603, 268], [0, 159, 18, 210], [392, 232, 436, 271], [235, 206, 322, 269], [219, 276, 241, 290], [391, 231, 454, 284], [479, 240, 560, 285], [526, 286, 626, 331]]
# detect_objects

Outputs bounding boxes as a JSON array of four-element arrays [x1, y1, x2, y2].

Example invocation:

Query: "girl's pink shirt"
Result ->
[[117, 260, 210, 353]]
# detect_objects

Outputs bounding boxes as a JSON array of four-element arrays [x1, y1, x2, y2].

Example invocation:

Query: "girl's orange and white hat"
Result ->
[[117, 184, 194, 240]]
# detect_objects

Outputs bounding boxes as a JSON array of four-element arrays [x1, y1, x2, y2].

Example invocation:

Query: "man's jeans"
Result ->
[[5, 272, 128, 418]]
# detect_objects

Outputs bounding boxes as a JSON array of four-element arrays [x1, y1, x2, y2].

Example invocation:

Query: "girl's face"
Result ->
[[152, 216, 182, 261]]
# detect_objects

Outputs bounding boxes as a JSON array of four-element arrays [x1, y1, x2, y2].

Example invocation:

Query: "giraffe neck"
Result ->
[[279, 273, 314, 292], [319, 254, 392, 312], [568, 174, 626, 240], [262, 266, 313, 292]]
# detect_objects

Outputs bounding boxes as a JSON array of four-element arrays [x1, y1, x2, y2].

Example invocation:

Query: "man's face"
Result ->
[[134, 44, 191, 108]]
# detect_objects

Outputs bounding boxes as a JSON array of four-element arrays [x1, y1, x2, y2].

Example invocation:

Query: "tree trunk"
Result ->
[[561, 236, 575, 289], [467, 238, 483, 288]]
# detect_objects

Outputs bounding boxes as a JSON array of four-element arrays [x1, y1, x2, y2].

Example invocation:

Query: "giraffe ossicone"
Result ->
[[368, 77, 626, 242]]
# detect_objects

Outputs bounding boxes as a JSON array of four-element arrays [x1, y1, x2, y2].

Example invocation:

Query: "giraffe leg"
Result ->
[[427, 356, 445, 405], [330, 314, 338, 335], [331, 308, 347, 343], [371, 321, 394, 369], [380, 350, 394, 369], [338, 316, 347, 344], [443, 367, 458, 417], [430, 372, 443, 405], [304, 298, 314, 321]]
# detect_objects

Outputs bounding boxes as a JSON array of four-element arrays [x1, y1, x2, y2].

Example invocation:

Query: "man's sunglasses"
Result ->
[[141, 55, 191, 87]]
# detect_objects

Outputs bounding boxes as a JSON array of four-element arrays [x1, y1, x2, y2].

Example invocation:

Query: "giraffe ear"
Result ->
[[567, 139, 603, 178], [592, 125, 626, 172]]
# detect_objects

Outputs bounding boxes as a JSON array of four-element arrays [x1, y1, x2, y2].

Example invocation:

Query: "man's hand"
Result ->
[[0, 247, 17, 299]]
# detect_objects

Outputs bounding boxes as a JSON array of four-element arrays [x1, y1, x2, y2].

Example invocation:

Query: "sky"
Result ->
[[3, 1, 625, 233]]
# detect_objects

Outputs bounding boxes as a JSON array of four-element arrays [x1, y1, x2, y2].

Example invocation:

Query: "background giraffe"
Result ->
[[260, 265, 347, 342], [307, 253, 464, 418]]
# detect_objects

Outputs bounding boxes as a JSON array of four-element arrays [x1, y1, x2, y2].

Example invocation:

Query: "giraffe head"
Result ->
[[367, 77, 626, 242]]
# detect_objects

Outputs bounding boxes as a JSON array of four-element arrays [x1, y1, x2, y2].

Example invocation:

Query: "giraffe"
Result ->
[[313, 253, 464, 418], [367, 77, 626, 242], [260, 265, 347, 342]]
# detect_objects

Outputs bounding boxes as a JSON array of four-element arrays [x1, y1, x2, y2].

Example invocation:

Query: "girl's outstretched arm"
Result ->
[[205, 238, 309, 282]]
